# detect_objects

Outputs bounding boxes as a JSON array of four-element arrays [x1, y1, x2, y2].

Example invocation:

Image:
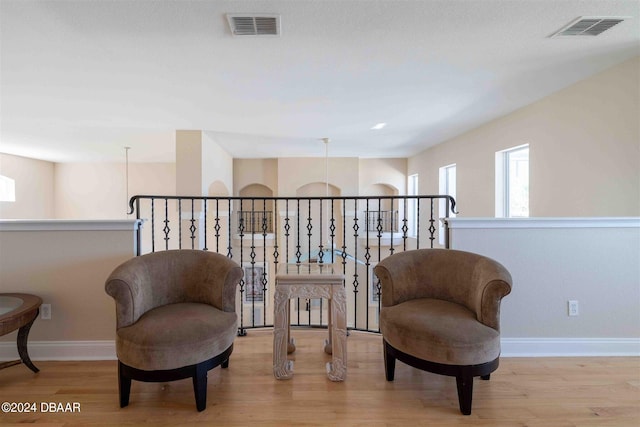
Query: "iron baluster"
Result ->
[[189, 199, 196, 249], [249, 200, 256, 276], [416, 197, 421, 249], [214, 199, 220, 253], [318, 199, 324, 264], [238, 198, 245, 334], [178, 199, 182, 250], [429, 198, 436, 248], [151, 199, 155, 253], [163, 198, 170, 251], [262, 200, 269, 326], [330, 199, 336, 263], [273, 200, 279, 270], [203, 199, 208, 251], [227, 198, 233, 258], [352, 198, 360, 329], [295, 199, 301, 264], [402, 197, 408, 252], [364, 198, 373, 331], [284, 199, 290, 266], [389, 198, 395, 255]]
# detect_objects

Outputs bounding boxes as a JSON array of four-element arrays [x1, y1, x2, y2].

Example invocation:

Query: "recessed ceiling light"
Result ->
[[371, 123, 386, 130]]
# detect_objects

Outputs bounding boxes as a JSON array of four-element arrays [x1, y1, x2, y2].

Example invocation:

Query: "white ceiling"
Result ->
[[1, 0, 638, 163]]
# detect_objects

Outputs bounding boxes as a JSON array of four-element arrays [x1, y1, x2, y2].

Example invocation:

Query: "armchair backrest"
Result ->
[[105, 250, 243, 329], [374, 249, 512, 329]]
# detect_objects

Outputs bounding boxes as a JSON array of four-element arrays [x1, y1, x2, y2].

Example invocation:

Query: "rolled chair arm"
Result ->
[[105, 264, 150, 329], [472, 259, 512, 331], [197, 254, 244, 313], [374, 250, 429, 308]]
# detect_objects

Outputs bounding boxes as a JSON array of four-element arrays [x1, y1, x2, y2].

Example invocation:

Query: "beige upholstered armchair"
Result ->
[[374, 248, 512, 415], [105, 249, 243, 411]]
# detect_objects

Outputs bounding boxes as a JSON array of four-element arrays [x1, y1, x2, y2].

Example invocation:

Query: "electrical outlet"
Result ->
[[41, 303, 51, 320], [568, 300, 579, 316]]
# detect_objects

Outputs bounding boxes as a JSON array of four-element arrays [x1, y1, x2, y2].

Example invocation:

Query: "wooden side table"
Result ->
[[0, 293, 42, 372], [273, 263, 347, 381]]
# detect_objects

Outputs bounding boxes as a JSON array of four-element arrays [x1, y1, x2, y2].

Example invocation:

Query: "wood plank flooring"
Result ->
[[0, 329, 638, 426]]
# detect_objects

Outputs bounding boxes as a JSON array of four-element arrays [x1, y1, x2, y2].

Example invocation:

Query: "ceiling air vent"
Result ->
[[227, 14, 280, 36], [550, 16, 628, 37]]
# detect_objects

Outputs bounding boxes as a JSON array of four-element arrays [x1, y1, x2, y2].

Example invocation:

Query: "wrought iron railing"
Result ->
[[128, 195, 456, 334], [238, 210, 274, 234], [365, 210, 398, 233]]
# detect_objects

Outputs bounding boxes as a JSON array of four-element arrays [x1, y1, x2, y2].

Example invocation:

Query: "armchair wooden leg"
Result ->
[[455, 375, 474, 415], [118, 362, 131, 408], [221, 358, 229, 369], [481, 374, 490, 380], [192, 362, 208, 412], [383, 340, 396, 381]]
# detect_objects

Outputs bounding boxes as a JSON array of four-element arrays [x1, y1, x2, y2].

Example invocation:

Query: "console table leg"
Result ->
[[17, 312, 39, 373], [324, 299, 333, 355], [274, 289, 293, 379], [326, 289, 347, 381]]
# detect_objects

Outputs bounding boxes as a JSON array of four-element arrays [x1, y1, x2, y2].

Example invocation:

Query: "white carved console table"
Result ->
[[273, 263, 347, 381]]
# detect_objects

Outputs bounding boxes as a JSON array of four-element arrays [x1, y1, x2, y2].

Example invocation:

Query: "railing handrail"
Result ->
[[129, 194, 457, 216]]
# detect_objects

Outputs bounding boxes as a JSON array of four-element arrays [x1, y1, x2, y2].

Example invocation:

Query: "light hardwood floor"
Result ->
[[0, 329, 638, 426]]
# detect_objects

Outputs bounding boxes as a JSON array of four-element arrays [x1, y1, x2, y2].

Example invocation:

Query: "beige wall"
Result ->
[[408, 56, 640, 217], [54, 162, 176, 219], [235, 157, 406, 197], [234, 158, 279, 195], [359, 158, 407, 195], [277, 157, 359, 196], [0, 154, 54, 219], [0, 221, 138, 345], [0, 155, 175, 220], [176, 130, 234, 197], [202, 132, 233, 196], [176, 130, 203, 196]]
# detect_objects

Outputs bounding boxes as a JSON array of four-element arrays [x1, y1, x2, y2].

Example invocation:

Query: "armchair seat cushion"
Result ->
[[381, 298, 500, 366], [116, 302, 238, 371]]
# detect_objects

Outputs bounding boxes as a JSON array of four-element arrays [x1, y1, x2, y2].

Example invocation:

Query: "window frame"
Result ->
[[407, 173, 419, 237], [495, 144, 529, 218], [438, 164, 456, 244]]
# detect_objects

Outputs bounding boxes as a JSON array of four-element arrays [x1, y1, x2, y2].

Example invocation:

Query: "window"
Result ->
[[438, 164, 456, 244], [496, 145, 529, 218], [0, 175, 15, 202], [439, 164, 457, 209], [407, 174, 418, 237]]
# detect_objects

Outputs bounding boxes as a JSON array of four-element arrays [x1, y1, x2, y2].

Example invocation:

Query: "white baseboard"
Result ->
[[501, 338, 640, 357], [1, 338, 638, 361], [0, 341, 116, 361]]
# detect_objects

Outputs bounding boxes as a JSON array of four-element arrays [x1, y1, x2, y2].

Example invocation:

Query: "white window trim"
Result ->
[[438, 164, 456, 245], [495, 144, 529, 218]]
